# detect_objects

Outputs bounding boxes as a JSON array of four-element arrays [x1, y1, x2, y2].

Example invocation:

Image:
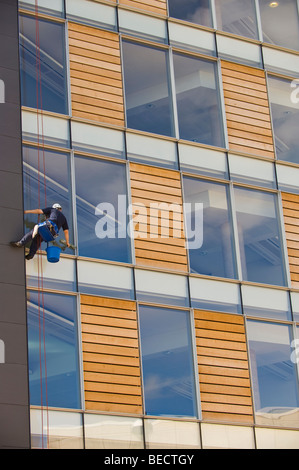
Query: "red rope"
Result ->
[[34, 0, 49, 449]]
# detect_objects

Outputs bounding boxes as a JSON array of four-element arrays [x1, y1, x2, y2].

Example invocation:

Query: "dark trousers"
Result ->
[[20, 230, 42, 257]]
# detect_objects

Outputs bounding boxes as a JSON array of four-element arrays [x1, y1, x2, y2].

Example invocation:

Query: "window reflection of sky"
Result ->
[[19, 15, 68, 114], [22, 146, 73, 252], [139, 305, 198, 418], [75, 156, 131, 263], [27, 291, 81, 409], [247, 320, 299, 427]]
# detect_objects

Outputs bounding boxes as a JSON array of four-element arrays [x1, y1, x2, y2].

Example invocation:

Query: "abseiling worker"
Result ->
[[10, 203, 70, 260]]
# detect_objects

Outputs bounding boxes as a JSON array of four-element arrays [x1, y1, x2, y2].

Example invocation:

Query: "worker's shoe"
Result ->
[[10, 241, 22, 247], [25, 253, 34, 260]]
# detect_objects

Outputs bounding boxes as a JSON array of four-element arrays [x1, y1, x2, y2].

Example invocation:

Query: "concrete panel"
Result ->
[[0, 0, 30, 449]]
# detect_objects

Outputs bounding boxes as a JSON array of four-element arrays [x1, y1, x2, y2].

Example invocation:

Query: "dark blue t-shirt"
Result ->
[[42, 207, 69, 231]]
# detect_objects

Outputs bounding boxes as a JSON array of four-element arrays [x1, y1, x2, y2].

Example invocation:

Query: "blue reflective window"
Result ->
[[173, 53, 225, 147], [183, 177, 237, 279], [168, 0, 213, 28], [19, 15, 68, 114], [234, 187, 287, 286], [215, 0, 259, 40], [74, 156, 131, 263], [258, 0, 299, 51], [139, 305, 198, 418], [247, 320, 299, 427], [268, 76, 299, 165], [122, 41, 175, 138], [27, 292, 81, 409], [22, 145, 74, 254]]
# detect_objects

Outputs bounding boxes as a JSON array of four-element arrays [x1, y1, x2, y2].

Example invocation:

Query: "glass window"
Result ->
[[139, 305, 198, 418], [268, 75, 299, 165], [241, 284, 291, 321], [168, 0, 213, 28], [201, 423, 255, 449], [74, 156, 131, 263], [122, 40, 175, 138], [135, 269, 189, 307], [84, 414, 144, 449], [183, 177, 237, 279], [65, 0, 117, 30], [215, 0, 259, 40], [258, 0, 299, 51], [19, 15, 68, 115], [22, 146, 74, 254], [77, 260, 134, 300], [234, 187, 287, 286], [189, 276, 241, 314], [30, 409, 83, 449], [27, 292, 81, 409], [144, 419, 201, 448], [173, 53, 225, 147], [247, 320, 299, 428]]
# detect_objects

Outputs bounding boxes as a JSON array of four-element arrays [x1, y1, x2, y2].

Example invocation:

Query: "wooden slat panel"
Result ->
[[195, 310, 254, 424], [281, 192, 299, 288], [119, 0, 167, 16], [68, 23, 124, 126], [129, 162, 188, 272], [81, 295, 142, 414], [221, 60, 274, 159]]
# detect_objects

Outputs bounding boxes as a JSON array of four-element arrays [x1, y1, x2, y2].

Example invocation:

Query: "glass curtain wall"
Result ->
[[138, 305, 198, 418], [22, 145, 74, 253], [122, 40, 175, 138], [167, 0, 213, 28], [172, 53, 225, 147], [234, 187, 287, 287], [27, 291, 81, 409], [183, 176, 237, 279], [268, 75, 299, 165], [258, 0, 299, 51], [247, 319, 299, 428], [19, 15, 68, 114], [214, 0, 259, 40], [74, 156, 131, 263]]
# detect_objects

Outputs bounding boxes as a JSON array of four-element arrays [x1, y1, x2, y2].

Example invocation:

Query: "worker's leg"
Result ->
[[10, 229, 34, 247], [19, 229, 34, 246], [26, 234, 42, 260]]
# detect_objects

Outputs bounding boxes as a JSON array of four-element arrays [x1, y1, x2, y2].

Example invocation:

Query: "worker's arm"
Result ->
[[24, 209, 43, 215], [64, 229, 70, 247]]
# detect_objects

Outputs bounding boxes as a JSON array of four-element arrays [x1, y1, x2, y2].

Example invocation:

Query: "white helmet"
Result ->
[[52, 203, 62, 210]]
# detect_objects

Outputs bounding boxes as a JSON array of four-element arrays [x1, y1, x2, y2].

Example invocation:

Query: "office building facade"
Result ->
[[1, 0, 299, 448]]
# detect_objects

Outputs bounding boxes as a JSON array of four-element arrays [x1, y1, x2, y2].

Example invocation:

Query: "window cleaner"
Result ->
[[10, 203, 70, 260]]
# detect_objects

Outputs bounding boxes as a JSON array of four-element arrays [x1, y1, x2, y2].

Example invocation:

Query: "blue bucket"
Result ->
[[46, 245, 61, 263]]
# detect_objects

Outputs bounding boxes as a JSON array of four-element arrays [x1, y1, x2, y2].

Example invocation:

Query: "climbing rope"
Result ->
[[34, 0, 49, 449]]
